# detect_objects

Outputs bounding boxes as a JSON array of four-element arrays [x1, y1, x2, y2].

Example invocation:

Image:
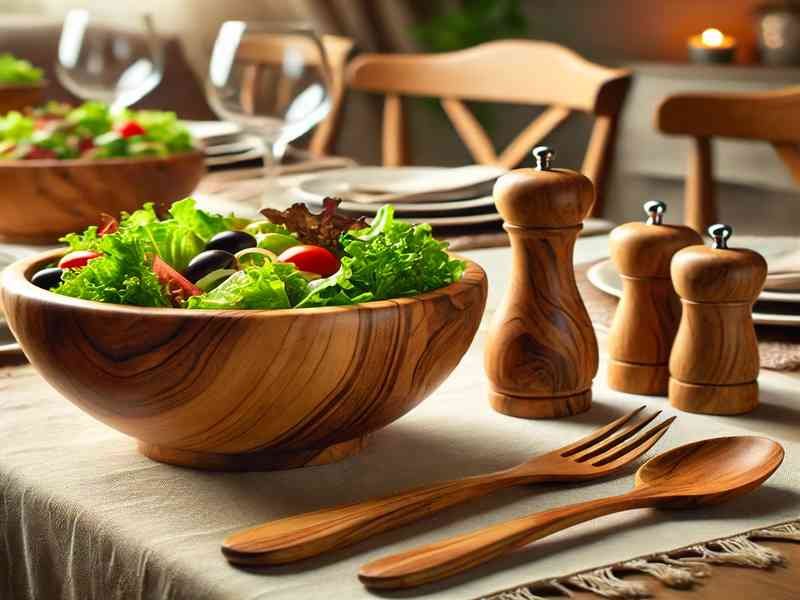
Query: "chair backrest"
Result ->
[[657, 87, 800, 232], [236, 34, 354, 156], [345, 40, 631, 216]]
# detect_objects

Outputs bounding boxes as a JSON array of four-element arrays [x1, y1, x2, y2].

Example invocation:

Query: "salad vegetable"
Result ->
[[0, 101, 195, 160], [32, 197, 466, 311], [0, 53, 43, 85]]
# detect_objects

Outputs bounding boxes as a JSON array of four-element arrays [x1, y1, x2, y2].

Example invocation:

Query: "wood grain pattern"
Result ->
[[221, 407, 673, 565], [657, 87, 800, 231], [0, 83, 44, 115], [358, 436, 784, 590], [669, 244, 767, 415], [236, 34, 354, 157], [607, 221, 702, 395], [346, 40, 630, 215], [0, 151, 205, 243], [0, 251, 486, 471], [485, 166, 598, 418]]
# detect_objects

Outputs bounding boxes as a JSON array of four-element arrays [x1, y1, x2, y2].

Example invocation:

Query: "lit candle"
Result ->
[[688, 28, 738, 64]]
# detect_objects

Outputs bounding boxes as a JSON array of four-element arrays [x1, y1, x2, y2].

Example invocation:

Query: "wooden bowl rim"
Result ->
[[0, 147, 204, 169], [2, 248, 486, 318]]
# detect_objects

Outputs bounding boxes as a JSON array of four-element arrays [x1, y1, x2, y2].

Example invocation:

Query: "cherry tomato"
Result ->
[[97, 213, 119, 236], [25, 146, 57, 160], [78, 137, 95, 154], [152, 255, 202, 305], [58, 250, 102, 269], [117, 121, 146, 138], [278, 245, 339, 277]]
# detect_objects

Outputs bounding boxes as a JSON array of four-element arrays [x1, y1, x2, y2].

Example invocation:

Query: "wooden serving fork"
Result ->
[[222, 407, 674, 566]]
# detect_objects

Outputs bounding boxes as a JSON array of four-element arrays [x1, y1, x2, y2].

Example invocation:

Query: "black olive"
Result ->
[[31, 267, 64, 290], [183, 250, 236, 283], [205, 230, 257, 254]]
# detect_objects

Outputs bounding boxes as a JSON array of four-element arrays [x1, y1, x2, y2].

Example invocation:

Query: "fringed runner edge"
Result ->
[[479, 518, 800, 600]]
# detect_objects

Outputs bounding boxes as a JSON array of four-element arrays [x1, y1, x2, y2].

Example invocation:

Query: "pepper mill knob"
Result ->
[[669, 224, 767, 414], [533, 145, 555, 170], [607, 201, 702, 395], [485, 147, 598, 419], [644, 200, 666, 225]]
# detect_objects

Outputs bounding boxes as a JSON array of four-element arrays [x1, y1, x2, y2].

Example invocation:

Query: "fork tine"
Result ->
[[559, 406, 646, 457], [570, 409, 662, 462], [590, 416, 677, 468]]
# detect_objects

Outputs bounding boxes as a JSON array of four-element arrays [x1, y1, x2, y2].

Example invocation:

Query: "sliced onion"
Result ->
[[235, 247, 277, 268], [298, 270, 321, 281], [195, 268, 236, 292]]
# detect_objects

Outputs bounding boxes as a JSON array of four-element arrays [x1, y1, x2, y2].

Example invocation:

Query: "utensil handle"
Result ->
[[358, 492, 652, 590], [222, 472, 517, 565]]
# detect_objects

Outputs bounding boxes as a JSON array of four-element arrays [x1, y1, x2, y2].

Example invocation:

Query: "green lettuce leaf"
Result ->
[[187, 261, 310, 310], [53, 232, 168, 307], [118, 198, 234, 272], [0, 53, 43, 85], [339, 205, 465, 300]]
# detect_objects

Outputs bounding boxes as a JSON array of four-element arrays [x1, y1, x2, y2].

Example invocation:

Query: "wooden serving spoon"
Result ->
[[359, 436, 784, 590]]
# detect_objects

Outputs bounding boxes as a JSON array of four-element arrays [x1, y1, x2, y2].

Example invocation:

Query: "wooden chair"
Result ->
[[345, 40, 631, 216], [236, 34, 354, 156], [657, 87, 800, 233]]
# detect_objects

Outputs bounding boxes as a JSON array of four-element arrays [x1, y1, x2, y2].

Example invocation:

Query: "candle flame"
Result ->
[[701, 28, 725, 47]]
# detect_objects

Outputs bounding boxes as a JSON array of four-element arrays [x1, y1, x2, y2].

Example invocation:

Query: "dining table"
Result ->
[[1, 168, 799, 600]]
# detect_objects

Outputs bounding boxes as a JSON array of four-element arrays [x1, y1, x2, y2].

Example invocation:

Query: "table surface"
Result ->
[[2, 231, 800, 600]]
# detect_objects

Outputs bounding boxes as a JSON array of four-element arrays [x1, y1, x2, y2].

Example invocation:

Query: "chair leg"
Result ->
[[582, 115, 618, 218], [685, 136, 716, 234]]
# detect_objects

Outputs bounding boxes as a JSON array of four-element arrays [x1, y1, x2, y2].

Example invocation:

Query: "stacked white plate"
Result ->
[[292, 165, 506, 227], [587, 235, 800, 327], [183, 121, 263, 168]]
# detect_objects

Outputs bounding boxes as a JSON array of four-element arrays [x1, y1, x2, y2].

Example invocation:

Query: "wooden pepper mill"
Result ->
[[669, 224, 767, 414], [485, 146, 598, 419], [607, 201, 702, 395]]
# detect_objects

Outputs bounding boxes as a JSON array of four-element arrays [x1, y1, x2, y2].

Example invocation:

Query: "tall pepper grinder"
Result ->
[[485, 146, 598, 419], [607, 201, 702, 395], [669, 224, 767, 414]]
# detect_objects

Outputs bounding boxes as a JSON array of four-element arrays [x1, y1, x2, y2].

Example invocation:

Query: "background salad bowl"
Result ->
[[0, 151, 205, 243], [0, 249, 487, 471]]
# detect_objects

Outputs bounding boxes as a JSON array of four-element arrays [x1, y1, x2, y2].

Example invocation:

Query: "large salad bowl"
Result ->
[[0, 151, 205, 243], [1, 249, 487, 471]]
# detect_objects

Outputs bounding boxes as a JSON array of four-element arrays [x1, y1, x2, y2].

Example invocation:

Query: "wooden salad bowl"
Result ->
[[0, 150, 205, 243], [0, 82, 44, 115], [1, 250, 487, 471]]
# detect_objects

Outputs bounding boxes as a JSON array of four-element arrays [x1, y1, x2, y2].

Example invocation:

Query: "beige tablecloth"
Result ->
[[2, 239, 800, 600]]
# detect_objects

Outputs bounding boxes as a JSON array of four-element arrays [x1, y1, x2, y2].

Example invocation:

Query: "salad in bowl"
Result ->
[[0, 101, 195, 160], [2, 199, 485, 470], [30, 198, 466, 310], [0, 53, 43, 86]]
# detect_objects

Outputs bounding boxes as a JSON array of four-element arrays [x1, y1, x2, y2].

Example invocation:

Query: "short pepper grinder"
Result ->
[[669, 224, 767, 414], [485, 146, 598, 419], [607, 201, 702, 395]]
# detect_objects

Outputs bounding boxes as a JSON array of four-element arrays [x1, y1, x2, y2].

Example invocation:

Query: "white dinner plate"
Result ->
[[294, 166, 501, 216], [587, 259, 800, 327], [182, 120, 242, 145]]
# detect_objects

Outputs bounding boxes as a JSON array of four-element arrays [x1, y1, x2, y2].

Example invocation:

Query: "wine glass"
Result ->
[[206, 21, 331, 198], [57, 9, 164, 110]]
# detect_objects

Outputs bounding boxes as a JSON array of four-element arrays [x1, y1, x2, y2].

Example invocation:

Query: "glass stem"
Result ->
[[262, 138, 277, 188]]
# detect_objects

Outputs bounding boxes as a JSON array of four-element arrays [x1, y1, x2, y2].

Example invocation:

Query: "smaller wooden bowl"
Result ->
[[1, 251, 487, 471], [0, 150, 206, 243], [0, 82, 44, 115]]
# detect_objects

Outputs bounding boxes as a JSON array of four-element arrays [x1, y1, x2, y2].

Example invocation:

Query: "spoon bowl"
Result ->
[[359, 436, 785, 590], [635, 436, 784, 506]]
